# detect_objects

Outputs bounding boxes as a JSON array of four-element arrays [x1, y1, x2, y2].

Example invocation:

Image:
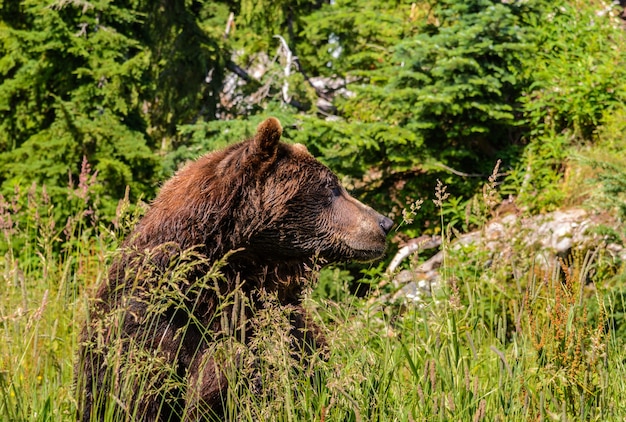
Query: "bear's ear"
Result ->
[[254, 117, 282, 161]]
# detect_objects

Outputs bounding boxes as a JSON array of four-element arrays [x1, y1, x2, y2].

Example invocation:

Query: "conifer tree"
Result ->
[[291, 0, 530, 220], [0, 1, 154, 218], [0, 0, 230, 219]]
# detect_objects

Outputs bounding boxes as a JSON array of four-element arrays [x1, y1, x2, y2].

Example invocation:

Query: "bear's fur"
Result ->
[[75, 117, 393, 421]]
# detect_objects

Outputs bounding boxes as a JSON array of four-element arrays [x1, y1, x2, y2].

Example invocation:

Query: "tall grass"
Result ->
[[1, 178, 625, 421], [0, 181, 112, 420]]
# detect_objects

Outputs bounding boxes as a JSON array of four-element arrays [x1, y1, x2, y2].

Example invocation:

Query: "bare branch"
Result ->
[[224, 12, 235, 38], [273, 35, 292, 104], [225, 60, 254, 83], [386, 235, 442, 274]]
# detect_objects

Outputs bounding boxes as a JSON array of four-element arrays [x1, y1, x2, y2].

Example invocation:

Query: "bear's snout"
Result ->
[[379, 216, 394, 235]]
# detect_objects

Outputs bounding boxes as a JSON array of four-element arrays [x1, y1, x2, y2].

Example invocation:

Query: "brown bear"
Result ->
[[75, 117, 393, 421]]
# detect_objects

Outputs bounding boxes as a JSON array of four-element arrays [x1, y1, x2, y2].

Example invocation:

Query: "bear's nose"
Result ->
[[379, 216, 394, 235]]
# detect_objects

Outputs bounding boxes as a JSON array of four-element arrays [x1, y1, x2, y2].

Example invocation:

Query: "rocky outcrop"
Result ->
[[387, 208, 625, 303]]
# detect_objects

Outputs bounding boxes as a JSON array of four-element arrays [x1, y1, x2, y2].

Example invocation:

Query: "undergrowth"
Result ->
[[1, 173, 625, 421]]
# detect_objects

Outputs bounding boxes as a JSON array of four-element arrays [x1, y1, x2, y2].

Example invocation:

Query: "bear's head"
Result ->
[[138, 117, 393, 267], [238, 117, 393, 263]]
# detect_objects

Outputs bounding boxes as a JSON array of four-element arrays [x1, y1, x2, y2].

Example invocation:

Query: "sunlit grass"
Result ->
[[1, 178, 625, 421]]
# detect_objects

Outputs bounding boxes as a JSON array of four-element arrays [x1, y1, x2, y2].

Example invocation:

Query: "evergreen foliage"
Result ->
[[137, 0, 230, 148], [505, 0, 626, 212], [298, 0, 415, 77], [0, 0, 155, 218], [237, 0, 324, 52], [520, 0, 626, 140], [291, 0, 532, 230], [0, 0, 231, 220], [1, 0, 625, 231]]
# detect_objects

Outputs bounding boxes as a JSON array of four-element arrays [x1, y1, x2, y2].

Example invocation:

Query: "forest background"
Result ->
[[2, 0, 626, 420]]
